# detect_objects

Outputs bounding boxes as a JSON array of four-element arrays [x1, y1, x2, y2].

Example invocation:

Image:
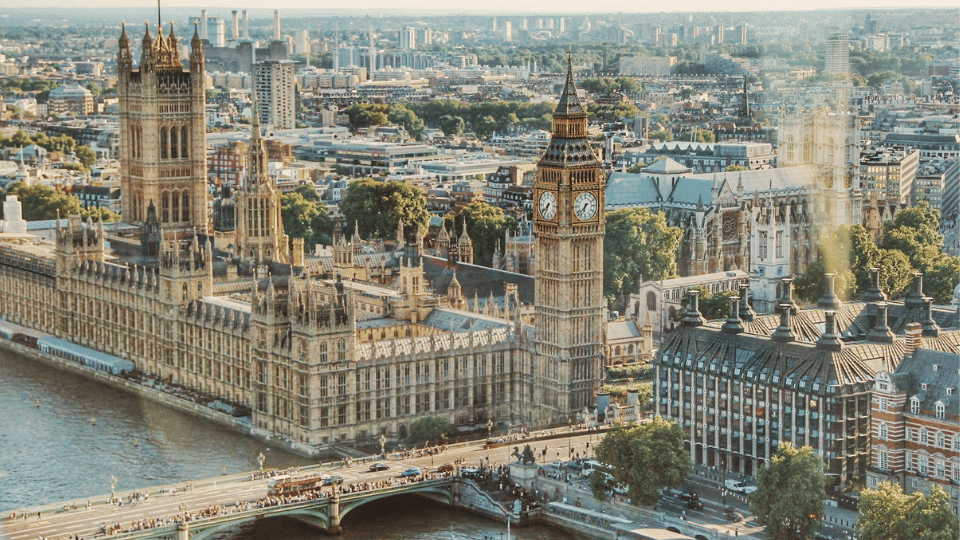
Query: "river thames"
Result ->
[[0, 348, 569, 540]]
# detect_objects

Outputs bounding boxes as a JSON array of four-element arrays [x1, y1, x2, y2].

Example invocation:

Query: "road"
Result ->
[[1, 430, 603, 540]]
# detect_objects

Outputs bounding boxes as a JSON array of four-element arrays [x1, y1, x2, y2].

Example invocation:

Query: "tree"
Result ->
[[749, 443, 827, 540], [281, 192, 332, 250], [879, 202, 943, 273], [80, 206, 120, 222], [874, 248, 914, 298], [438, 114, 465, 137], [675, 287, 738, 320], [407, 416, 452, 445], [474, 116, 498, 140], [603, 208, 683, 299], [594, 417, 689, 506], [794, 258, 855, 304], [340, 178, 430, 241], [858, 482, 959, 540], [75, 145, 97, 169], [724, 165, 749, 172], [344, 103, 389, 129], [444, 201, 516, 267], [923, 255, 960, 304], [387, 104, 425, 140], [6, 182, 83, 220]]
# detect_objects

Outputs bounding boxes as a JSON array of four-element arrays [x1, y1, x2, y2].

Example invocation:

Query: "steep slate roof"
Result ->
[[422, 254, 535, 306], [642, 157, 691, 175], [890, 349, 959, 419]]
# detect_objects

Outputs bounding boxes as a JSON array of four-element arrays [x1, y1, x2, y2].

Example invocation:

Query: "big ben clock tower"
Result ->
[[534, 52, 606, 419]]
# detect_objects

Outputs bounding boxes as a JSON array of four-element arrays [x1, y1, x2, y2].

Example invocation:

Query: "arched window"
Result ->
[[170, 126, 179, 159], [171, 190, 180, 223], [628, 344, 634, 355], [337, 339, 346, 362], [181, 192, 190, 222], [879, 422, 888, 440], [160, 127, 168, 159], [180, 126, 189, 159], [319, 342, 327, 364], [161, 192, 169, 223], [646, 291, 657, 311]]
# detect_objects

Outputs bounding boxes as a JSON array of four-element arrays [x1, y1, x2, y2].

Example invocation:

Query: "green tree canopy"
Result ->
[[675, 287, 738, 321], [438, 114, 465, 137], [594, 417, 689, 506], [280, 191, 332, 250], [387, 103, 426, 140], [858, 482, 959, 540], [603, 207, 683, 299], [344, 103, 389, 129], [749, 443, 827, 540], [340, 178, 430, 241], [6, 182, 83, 220], [75, 145, 97, 169], [879, 202, 943, 272], [407, 416, 452, 445], [443, 201, 516, 267]]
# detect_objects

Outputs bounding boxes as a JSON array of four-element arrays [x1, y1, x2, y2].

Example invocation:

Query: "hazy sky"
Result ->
[[14, 0, 960, 13]]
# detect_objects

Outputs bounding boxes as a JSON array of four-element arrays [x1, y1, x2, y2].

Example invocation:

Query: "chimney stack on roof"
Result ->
[[722, 296, 744, 334], [816, 310, 844, 351], [867, 303, 896, 343], [771, 303, 795, 343], [817, 273, 842, 310], [738, 284, 756, 322]]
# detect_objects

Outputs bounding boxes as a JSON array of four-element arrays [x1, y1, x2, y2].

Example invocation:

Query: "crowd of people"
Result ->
[[87, 469, 458, 537]]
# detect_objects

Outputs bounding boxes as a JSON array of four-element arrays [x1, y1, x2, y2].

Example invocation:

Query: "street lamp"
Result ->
[[257, 452, 266, 471], [720, 454, 727, 504], [110, 475, 117, 501], [379, 433, 387, 456], [487, 418, 494, 438]]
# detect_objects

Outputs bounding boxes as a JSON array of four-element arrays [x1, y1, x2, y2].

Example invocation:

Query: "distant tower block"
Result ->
[[273, 10, 281, 40]]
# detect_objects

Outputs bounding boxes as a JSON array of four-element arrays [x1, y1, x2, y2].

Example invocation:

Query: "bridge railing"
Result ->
[[91, 477, 457, 540]]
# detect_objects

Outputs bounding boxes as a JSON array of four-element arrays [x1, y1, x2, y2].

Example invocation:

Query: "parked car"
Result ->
[[685, 499, 704, 510], [368, 463, 389, 472], [400, 466, 421, 478], [679, 491, 700, 502], [437, 463, 455, 473], [724, 479, 757, 494]]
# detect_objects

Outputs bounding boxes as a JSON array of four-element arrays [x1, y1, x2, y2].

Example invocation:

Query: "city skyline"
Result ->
[[6, 1, 960, 14]]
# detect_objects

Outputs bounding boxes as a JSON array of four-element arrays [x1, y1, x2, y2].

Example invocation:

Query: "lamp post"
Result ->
[[110, 475, 117, 502], [720, 454, 727, 505], [257, 452, 265, 471], [379, 434, 387, 457], [487, 418, 494, 439]]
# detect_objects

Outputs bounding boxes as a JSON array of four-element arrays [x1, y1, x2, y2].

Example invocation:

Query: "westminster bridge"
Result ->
[[2, 431, 604, 540]]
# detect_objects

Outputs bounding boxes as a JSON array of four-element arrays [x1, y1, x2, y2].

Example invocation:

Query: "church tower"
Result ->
[[118, 22, 208, 234], [235, 102, 289, 265], [534, 52, 606, 418]]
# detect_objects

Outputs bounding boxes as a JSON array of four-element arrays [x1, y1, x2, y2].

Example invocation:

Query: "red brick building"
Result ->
[[868, 323, 960, 517]]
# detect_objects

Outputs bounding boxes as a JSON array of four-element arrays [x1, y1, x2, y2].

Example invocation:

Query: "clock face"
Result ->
[[574, 191, 598, 221], [538, 191, 557, 220]]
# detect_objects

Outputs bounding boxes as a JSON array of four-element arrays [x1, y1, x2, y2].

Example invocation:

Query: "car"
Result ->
[[321, 475, 343, 486], [460, 466, 481, 479], [437, 463, 455, 473], [368, 463, 389, 472], [724, 479, 758, 494], [400, 466, 421, 478], [725, 511, 744, 522], [679, 491, 700, 502], [685, 499, 704, 511]]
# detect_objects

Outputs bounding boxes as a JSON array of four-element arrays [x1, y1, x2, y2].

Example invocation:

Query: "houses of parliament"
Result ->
[[0, 24, 612, 447]]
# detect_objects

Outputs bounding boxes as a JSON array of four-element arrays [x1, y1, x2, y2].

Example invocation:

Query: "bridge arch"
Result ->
[[339, 486, 454, 522], [190, 509, 330, 540]]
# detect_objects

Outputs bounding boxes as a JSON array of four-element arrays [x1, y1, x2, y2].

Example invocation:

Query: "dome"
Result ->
[[953, 281, 960, 305]]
